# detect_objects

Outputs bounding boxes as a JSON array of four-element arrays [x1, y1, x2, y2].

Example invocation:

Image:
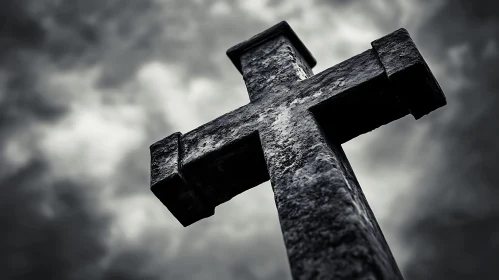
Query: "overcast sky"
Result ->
[[1, 0, 498, 279]]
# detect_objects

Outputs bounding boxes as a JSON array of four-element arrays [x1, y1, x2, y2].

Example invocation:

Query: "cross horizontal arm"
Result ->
[[300, 49, 408, 144], [150, 133, 214, 226], [295, 29, 445, 143], [151, 102, 270, 226], [181, 104, 260, 166], [180, 103, 270, 205], [297, 49, 387, 106]]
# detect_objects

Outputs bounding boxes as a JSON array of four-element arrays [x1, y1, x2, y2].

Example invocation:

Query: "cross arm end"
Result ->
[[372, 28, 447, 119], [150, 132, 214, 227], [226, 21, 317, 75]]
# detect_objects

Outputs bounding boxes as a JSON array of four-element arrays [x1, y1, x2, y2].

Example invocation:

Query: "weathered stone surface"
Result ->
[[259, 108, 401, 279], [180, 105, 269, 207], [239, 35, 313, 101], [150, 133, 214, 226], [227, 21, 316, 75], [182, 130, 269, 207], [233, 27, 405, 279], [372, 28, 446, 119], [181, 105, 260, 166], [150, 21, 446, 279], [150, 133, 181, 187], [296, 49, 409, 144]]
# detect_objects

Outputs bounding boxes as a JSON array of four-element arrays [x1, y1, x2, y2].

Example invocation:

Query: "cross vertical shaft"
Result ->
[[241, 35, 313, 101], [236, 28, 403, 279]]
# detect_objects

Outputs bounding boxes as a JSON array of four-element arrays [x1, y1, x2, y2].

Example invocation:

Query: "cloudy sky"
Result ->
[[1, 0, 498, 279]]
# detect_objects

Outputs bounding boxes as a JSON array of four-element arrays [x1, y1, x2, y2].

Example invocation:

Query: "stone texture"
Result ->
[[227, 21, 316, 75], [150, 133, 214, 226], [150, 21, 446, 279], [372, 28, 446, 119]]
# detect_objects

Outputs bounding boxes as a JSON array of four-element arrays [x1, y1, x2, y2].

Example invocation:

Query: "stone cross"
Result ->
[[150, 21, 446, 279]]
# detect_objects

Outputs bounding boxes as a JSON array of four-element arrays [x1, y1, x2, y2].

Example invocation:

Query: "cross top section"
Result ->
[[227, 21, 317, 74]]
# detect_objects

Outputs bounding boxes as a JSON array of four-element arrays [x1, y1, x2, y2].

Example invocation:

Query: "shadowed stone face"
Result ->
[[150, 21, 446, 279], [240, 35, 313, 101]]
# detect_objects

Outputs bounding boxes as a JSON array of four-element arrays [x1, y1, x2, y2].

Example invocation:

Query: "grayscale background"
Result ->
[[1, 0, 497, 279]]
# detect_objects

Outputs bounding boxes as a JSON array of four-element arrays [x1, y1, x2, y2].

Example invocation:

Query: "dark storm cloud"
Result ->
[[0, 1, 63, 128], [0, 0, 162, 87], [313, 0, 403, 30], [0, 0, 160, 130], [0, 1, 45, 52], [0, 0, 286, 279], [0, 0, 256, 92], [401, 1, 499, 279], [0, 1, 164, 279], [0, 159, 109, 279], [0, 157, 167, 280]]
